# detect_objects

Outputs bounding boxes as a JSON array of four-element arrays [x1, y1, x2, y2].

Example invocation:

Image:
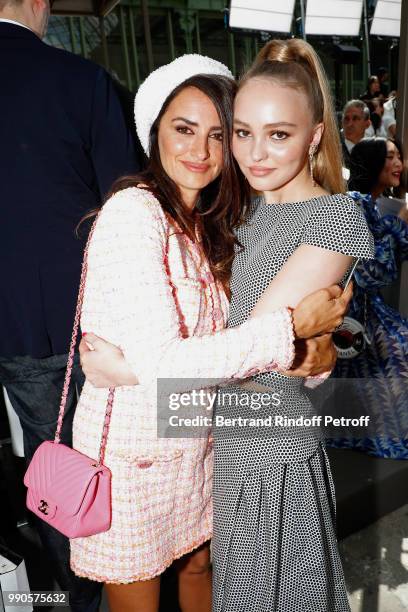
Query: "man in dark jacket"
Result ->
[[340, 99, 371, 170], [0, 0, 140, 609]]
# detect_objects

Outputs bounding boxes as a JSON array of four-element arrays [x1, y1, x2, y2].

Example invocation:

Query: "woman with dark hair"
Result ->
[[360, 75, 381, 101], [69, 55, 347, 612], [365, 98, 396, 139], [349, 136, 403, 198], [329, 137, 408, 459]]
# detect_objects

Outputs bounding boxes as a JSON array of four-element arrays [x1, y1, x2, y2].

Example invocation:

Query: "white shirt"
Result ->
[[365, 123, 388, 138], [384, 97, 396, 121], [0, 18, 31, 32], [383, 113, 396, 134], [344, 138, 355, 154], [365, 115, 396, 139]]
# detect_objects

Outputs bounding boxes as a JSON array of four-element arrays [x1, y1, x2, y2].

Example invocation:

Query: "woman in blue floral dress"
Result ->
[[329, 137, 408, 458]]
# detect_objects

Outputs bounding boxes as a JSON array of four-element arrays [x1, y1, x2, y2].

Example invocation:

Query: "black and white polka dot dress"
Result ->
[[212, 194, 374, 612]]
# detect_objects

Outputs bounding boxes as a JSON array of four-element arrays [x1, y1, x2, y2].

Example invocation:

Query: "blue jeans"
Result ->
[[0, 354, 102, 612]]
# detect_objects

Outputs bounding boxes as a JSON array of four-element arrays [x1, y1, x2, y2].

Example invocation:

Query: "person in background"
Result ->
[[329, 137, 408, 459], [360, 75, 381, 102], [384, 90, 397, 138], [0, 0, 140, 610], [341, 100, 371, 168], [377, 66, 390, 98], [351, 137, 407, 220], [111, 76, 146, 163], [365, 98, 396, 139], [365, 98, 384, 136]]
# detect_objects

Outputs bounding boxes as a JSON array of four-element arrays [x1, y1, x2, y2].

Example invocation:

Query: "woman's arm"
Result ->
[[398, 204, 408, 224], [82, 191, 363, 390], [253, 195, 374, 316], [80, 283, 351, 387], [85, 188, 294, 392], [251, 244, 353, 316], [247, 245, 352, 385], [251, 196, 374, 382], [346, 193, 407, 289]]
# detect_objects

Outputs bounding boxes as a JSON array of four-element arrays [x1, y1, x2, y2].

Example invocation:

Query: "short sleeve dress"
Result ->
[[212, 194, 374, 612]]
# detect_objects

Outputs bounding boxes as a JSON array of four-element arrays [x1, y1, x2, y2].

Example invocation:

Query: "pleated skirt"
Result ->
[[212, 386, 350, 612]]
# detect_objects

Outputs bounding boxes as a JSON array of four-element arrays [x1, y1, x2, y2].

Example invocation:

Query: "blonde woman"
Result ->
[[212, 40, 374, 612]]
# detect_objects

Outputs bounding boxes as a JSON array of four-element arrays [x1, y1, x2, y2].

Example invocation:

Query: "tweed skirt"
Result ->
[[70, 383, 213, 583]]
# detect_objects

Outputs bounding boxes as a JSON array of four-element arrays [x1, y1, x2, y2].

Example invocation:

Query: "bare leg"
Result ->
[[175, 542, 212, 612], [105, 577, 160, 612]]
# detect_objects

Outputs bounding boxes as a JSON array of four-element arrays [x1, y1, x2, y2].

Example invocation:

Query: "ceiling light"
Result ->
[[305, 0, 363, 36], [371, 0, 401, 37], [229, 0, 296, 34]]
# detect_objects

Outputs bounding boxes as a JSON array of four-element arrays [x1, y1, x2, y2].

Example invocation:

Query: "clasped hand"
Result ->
[[282, 282, 353, 377]]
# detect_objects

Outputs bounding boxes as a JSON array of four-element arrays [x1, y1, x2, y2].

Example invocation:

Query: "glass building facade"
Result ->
[[45, 0, 399, 110]]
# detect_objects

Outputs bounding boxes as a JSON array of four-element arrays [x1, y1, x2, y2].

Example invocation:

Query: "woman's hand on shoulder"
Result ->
[[292, 282, 353, 339], [80, 333, 139, 388]]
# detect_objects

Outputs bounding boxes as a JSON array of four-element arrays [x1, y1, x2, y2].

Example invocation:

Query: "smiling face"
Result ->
[[157, 86, 224, 209], [372, 99, 384, 117], [377, 140, 403, 192], [232, 78, 322, 203]]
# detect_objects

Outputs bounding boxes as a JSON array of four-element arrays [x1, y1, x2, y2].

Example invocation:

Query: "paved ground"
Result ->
[[44, 504, 408, 612], [3, 441, 408, 611], [4, 509, 408, 612], [341, 503, 408, 612]]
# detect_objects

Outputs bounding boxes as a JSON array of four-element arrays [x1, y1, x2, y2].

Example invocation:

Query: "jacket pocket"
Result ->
[[132, 450, 184, 520]]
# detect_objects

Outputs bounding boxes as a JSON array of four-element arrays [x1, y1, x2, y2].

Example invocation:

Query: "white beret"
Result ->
[[134, 54, 234, 155]]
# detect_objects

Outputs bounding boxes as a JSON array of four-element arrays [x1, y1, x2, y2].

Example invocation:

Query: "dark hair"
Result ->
[[368, 75, 379, 88], [377, 67, 388, 78], [110, 74, 249, 288], [368, 97, 384, 110], [366, 98, 383, 134], [349, 137, 403, 194], [370, 112, 381, 133]]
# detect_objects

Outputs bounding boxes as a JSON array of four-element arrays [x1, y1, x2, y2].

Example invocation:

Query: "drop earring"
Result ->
[[309, 144, 317, 186]]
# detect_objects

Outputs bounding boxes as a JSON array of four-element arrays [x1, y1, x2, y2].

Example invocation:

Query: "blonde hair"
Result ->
[[0, 0, 24, 8], [240, 39, 345, 195]]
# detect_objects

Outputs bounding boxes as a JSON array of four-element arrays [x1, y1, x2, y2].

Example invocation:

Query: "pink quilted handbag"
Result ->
[[24, 217, 114, 538]]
